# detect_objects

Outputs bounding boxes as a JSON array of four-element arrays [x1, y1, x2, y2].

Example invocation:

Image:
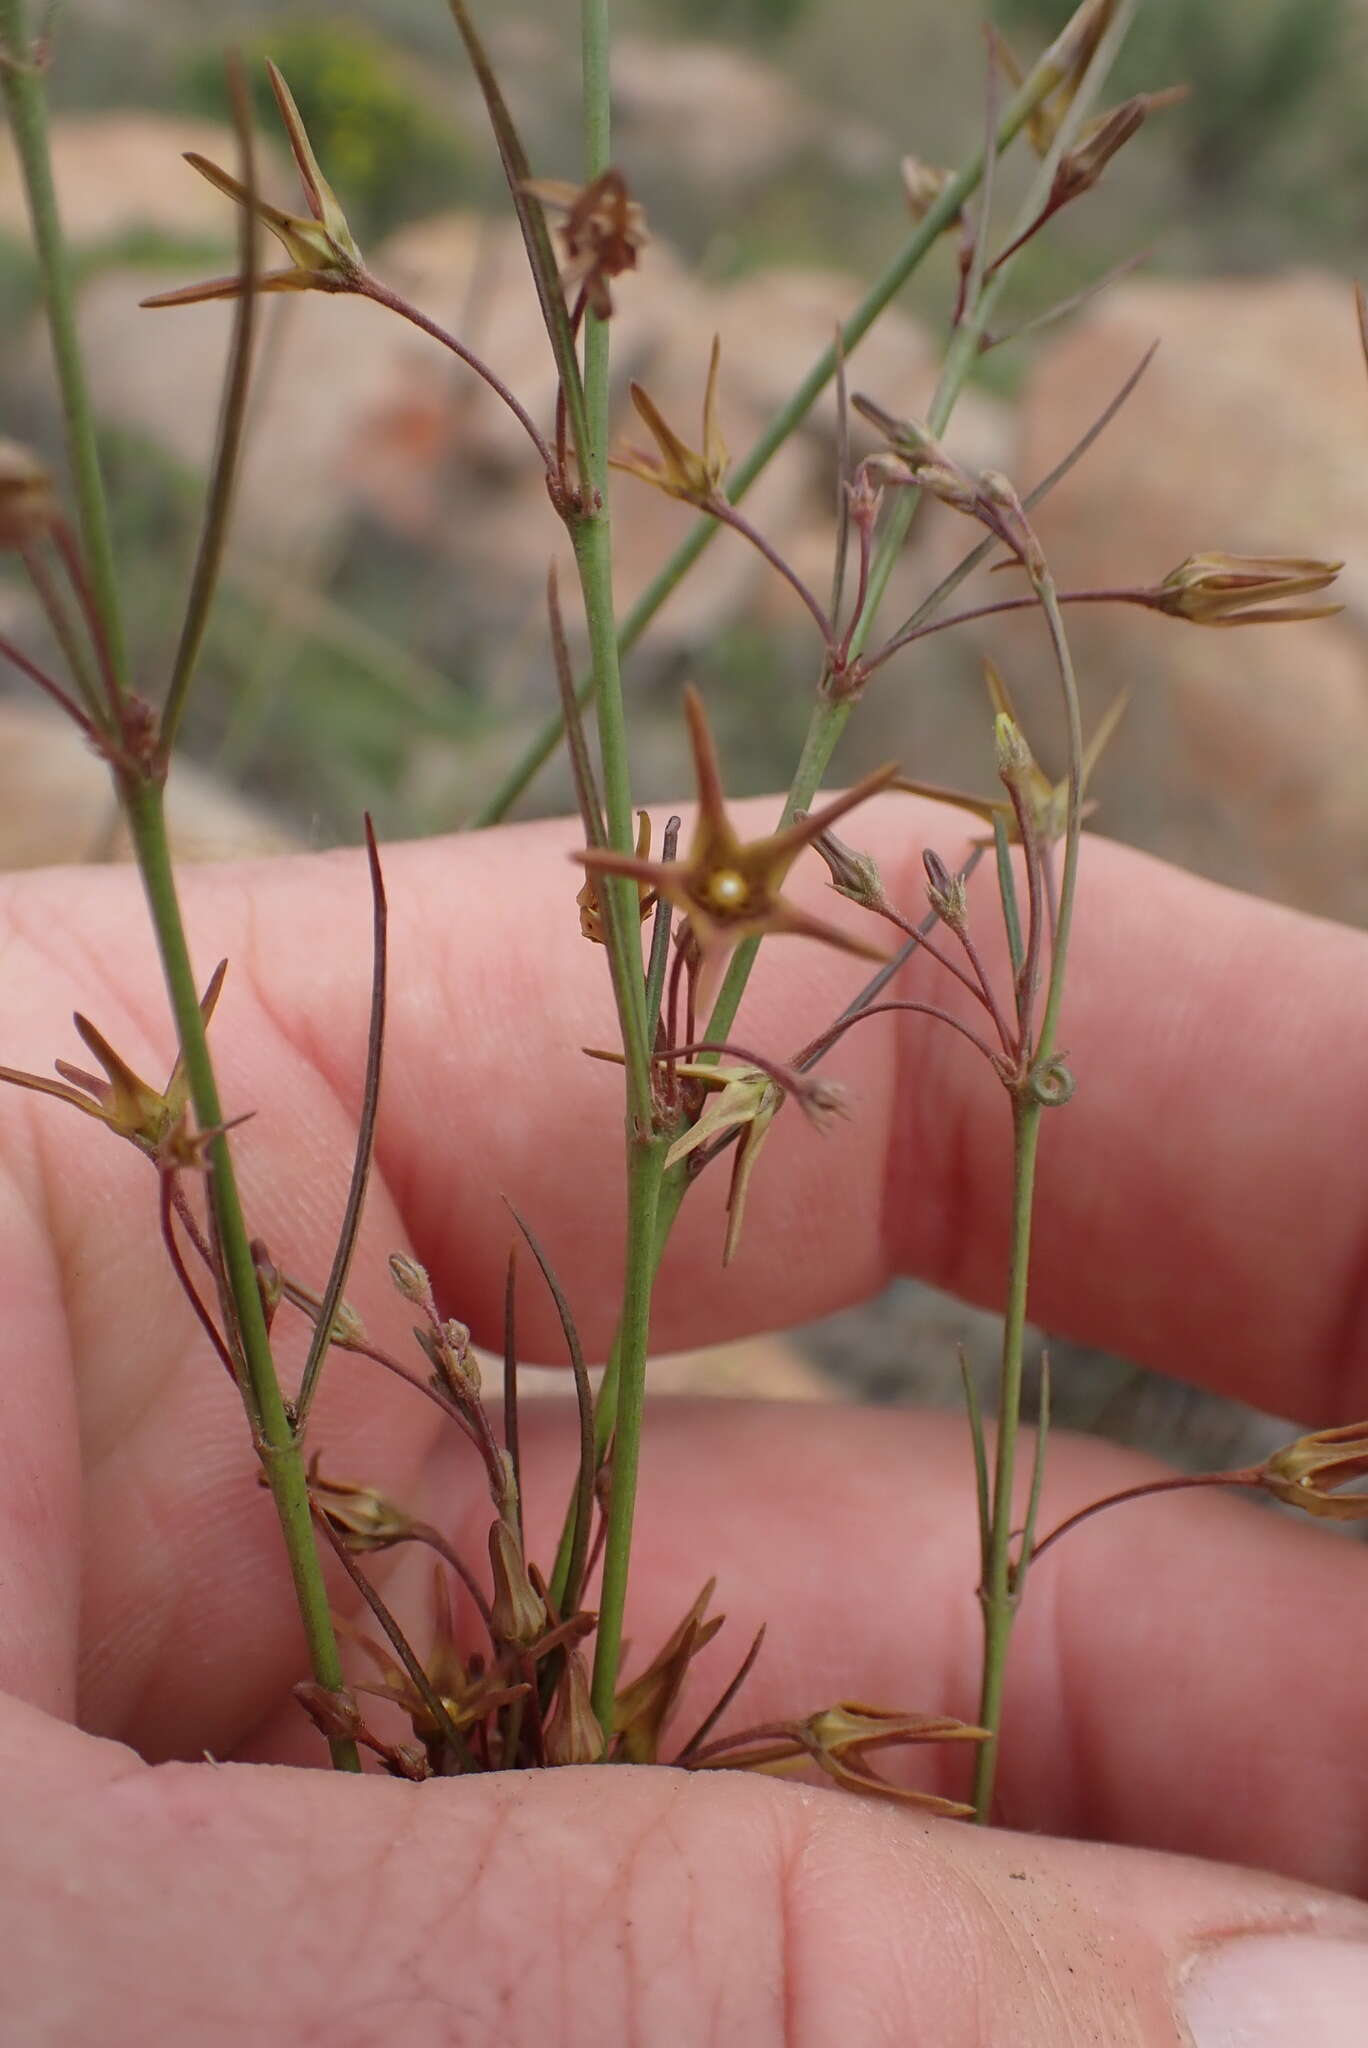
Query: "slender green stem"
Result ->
[[971, 1091, 1041, 1820], [123, 779, 359, 1770], [972, 578, 1085, 1824], [570, 514, 652, 1131], [571, 0, 670, 1736], [2, 0, 357, 1769], [0, 0, 126, 690], [589, 1133, 666, 1732]]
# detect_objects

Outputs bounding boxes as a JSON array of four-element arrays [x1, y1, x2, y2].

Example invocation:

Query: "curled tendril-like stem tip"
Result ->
[[1028, 1057, 1075, 1107]]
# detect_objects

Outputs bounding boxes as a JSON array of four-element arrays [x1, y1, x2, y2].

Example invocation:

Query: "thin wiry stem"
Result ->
[[295, 821, 387, 1427], [357, 272, 556, 475], [0, 0, 127, 686], [161, 56, 261, 753], [709, 499, 836, 648], [20, 542, 102, 722]]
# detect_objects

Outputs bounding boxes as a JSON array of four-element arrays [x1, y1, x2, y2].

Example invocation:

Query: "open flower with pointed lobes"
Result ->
[[1261, 1424, 1368, 1521], [141, 62, 362, 308], [1148, 553, 1343, 627], [0, 961, 229, 1162], [895, 658, 1129, 848], [522, 166, 647, 320], [576, 685, 896, 1010], [611, 337, 728, 505], [688, 1698, 988, 1814]]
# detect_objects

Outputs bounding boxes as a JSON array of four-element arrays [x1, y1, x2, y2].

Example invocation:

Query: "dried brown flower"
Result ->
[[523, 166, 647, 319]]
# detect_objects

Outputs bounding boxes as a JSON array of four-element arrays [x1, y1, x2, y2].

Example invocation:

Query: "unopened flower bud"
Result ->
[[388, 1251, 431, 1304], [809, 823, 887, 910], [328, 1299, 367, 1349], [995, 712, 1033, 783], [488, 1514, 547, 1646], [845, 465, 884, 533], [1152, 553, 1342, 627], [415, 1317, 480, 1399], [922, 849, 968, 934], [251, 1238, 283, 1331], [310, 1471, 413, 1551], [545, 1649, 606, 1765]]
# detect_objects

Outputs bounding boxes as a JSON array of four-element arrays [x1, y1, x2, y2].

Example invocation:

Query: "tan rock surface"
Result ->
[[1000, 270, 1368, 921]]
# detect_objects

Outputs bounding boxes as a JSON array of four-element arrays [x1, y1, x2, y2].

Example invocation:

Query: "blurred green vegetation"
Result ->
[[3, 0, 1364, 843], [997, 0, 1368, 263], [178, 19, 474, 241]]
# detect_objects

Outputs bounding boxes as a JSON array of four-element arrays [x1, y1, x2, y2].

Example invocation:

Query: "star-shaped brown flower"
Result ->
[[576, 686, 896, 1007]]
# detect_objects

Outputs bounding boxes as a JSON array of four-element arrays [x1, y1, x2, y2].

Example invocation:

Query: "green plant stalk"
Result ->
[[471, 25, 1082, 829], [589, 1131, 666, 1732], [1, 0, 358, 1768], [971, 574, 1082, 1824], [571, 0, 667, 1736], [0, 0, 127, 690], [123, 777, 360, 1772], [970, 1090, 1041, 1820]]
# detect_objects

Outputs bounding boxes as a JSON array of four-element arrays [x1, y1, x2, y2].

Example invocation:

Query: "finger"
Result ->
[[234, 1400, 1368, 1900], [6, 802, 1365, 1422], [8, 1696, 1368, 2048]]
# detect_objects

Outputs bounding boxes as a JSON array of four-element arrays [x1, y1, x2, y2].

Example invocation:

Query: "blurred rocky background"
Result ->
[[1, 0, 1364, 1478]]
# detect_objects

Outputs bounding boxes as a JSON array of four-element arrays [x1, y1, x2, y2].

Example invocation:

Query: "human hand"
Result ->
[[3, 796, 1367, 2044]]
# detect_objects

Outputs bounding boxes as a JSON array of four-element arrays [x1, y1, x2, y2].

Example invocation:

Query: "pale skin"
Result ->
[[2, 791, 1368, 2044]]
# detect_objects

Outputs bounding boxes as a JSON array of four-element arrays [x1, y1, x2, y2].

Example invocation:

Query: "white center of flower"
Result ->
[[707, 869, 749, 911]]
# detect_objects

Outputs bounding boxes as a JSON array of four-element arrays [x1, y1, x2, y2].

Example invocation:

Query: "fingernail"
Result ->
[[1183, 1934, 1368, 2046]]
